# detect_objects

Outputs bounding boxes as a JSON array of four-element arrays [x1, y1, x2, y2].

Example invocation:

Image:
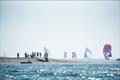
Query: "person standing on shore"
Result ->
[[37, 52, 39, 57], [25, 52, 27, 58], [17, 53, 19, 58], [40, 52, 41, 59]]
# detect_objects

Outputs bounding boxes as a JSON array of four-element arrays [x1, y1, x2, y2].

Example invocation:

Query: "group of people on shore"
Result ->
[[17, 51, 48, 62], [16, 47, 49, 62], [17, 52, 42, 59], [24, 52, 42, 58]]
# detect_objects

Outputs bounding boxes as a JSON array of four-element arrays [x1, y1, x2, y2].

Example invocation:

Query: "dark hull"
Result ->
[[20, 61, 32, 64]]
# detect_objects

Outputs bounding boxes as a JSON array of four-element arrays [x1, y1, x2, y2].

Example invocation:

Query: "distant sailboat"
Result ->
[[64, 52, 67, 59], [84, 47, 92, 59], [36, 46, 49, 62], [44, 46, 49, 53], [44, 46, 49, 61], [103, 44, 112, 60], [72, 52, 77, 58]]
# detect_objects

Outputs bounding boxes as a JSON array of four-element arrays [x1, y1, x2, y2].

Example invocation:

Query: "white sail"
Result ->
[[44, 46, 49, 61], [44, 46, 48, 53], [84, 47, 92, 59], [44, 46, 50, 57]]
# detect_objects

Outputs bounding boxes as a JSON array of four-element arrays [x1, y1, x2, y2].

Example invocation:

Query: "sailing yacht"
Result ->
[[84, 47, 92, 59], [103, 44, 112, 60], [72, 52, 77, 58]]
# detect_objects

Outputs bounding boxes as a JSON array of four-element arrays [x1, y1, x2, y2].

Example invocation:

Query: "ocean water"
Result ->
[[0, 60, 120, 80]]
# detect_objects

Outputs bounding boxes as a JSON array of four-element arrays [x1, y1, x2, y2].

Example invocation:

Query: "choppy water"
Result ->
[[0, 60, 120, 80]]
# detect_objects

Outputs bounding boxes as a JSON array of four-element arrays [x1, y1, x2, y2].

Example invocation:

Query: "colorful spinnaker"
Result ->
[[84, 47, 92, 59], [103, 44, 112, 59], [72, 52, 77, 58]]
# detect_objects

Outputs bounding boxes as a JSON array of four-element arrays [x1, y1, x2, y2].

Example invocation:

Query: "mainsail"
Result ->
[[84, 47, 92, 59], [103, 44, 112, 60], [72, 52, 77, 58], [44, 46, 49, 61], [44, 46, 48, 53]]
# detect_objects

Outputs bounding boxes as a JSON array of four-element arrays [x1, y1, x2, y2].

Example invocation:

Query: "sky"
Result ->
[[0, 1, 120, 59]]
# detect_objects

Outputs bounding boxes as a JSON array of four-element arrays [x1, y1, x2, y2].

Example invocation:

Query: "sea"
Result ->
[[0, 60, 120, 80]]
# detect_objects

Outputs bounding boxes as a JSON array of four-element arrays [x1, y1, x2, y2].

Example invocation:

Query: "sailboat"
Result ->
[[64, 52, 67, 59], [44, 46, 49, 61], [36, 46, 49, 62], [72, 52, 77, 58], [84, 47, 92, 59], [103, 44, 112, 60]]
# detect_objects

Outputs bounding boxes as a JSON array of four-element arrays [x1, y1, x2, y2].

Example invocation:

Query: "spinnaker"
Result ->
[[103, 44, 112, 60]]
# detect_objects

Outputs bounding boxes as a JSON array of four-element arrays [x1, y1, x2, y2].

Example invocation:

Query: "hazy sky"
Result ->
[[0, 1, 120, 59]]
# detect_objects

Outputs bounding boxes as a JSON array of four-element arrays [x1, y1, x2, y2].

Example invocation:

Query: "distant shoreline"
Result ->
[[0, 57, 82, 64], [0, 57, 119, 64]]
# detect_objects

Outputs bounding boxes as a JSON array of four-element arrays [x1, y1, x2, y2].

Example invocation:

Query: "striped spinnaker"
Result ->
[[103, 44, 112, 59]]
